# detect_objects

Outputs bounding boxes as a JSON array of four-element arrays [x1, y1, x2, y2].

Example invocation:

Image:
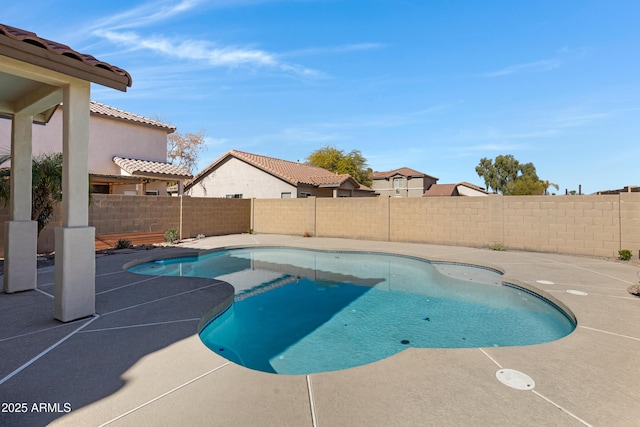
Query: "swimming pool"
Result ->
[[128, 247, 576, 375]]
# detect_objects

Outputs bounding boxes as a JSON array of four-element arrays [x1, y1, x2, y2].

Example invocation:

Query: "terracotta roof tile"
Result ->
[[90, 101, 175, 132], [189, 150, 373, 191], [0, 23, 132, 88], [423, 183, 458, 197], [372, 167, 437, 180], [113, 156, 192, 179]]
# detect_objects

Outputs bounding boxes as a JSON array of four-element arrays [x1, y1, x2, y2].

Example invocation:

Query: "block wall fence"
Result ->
[[253, 194, 640, 259], [1, 193, 639, 259], [0, 195, 252, 256]]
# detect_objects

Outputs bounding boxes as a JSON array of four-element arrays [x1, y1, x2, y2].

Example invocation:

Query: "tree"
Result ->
[[306, 145, 373, 187], [167, 129, 206, 175], [0, 152, 64, 236], [475, 154, 557, 195]]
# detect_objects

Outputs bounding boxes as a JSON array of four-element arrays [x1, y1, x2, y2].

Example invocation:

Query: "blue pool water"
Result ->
[[128, 247, 576, 375]]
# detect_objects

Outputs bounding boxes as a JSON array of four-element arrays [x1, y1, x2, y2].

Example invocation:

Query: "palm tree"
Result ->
[[0, 152, 63, 236]]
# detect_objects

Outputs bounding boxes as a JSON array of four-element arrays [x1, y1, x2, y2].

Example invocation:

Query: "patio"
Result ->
[[1, 234, 639, 426]]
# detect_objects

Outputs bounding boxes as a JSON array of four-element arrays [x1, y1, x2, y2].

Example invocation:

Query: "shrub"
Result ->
[[246, 228, 254, 235], [303, 231, 312, 238], [164, 227, 179, 244], [618, 249, 632, 261], [489, 243, 505, 251], [115, 238, 132, 249]]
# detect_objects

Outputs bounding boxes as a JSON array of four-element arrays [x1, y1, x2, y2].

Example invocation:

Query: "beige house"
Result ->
[[0, 100, 191, 195], [372, 167, 439, 197], [423, 182, 488, 197], [186, 150, 377, 198]]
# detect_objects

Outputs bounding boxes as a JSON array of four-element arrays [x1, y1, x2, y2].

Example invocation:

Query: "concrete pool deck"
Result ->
[[1, 233, 639, 426]]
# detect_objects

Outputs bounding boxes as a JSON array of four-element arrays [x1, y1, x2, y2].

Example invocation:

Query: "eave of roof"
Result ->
[[0, 23, 132, 91], [372, 167, 438, 180], [90, 101, 175, 132], [113, 156, 192, 180]]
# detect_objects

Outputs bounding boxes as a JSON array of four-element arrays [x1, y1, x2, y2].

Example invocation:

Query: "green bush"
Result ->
[[115, 238, 132, 249], [618, 249, 632, 261], [489, 243, 506, 251], [164, 227, 179, 244]]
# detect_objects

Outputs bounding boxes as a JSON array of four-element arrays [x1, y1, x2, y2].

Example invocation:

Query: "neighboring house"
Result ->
[[595, 186, 638, 195], [186, 150, 377, 198], [423, 182, 489, 197], [0, 101, 192, 195], [371, 167, 438, 197]]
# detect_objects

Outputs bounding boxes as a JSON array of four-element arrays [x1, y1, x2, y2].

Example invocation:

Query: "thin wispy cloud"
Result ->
[[90, 0, 321, 76], [483, 59, 561, 77], [88, 0, 204, 32], [282, 42, 387, 58]]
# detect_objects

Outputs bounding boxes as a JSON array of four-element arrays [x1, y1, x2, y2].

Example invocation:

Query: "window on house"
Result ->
[[225, 194, 243, 199], [393, 178, 403, 188], [91, 184, 109, 194], [145, 190, 159, 196], [299, 192, 312, 198], [281, 192, 292, 198]]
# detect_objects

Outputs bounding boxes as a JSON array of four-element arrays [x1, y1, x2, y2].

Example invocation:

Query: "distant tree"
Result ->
[[476, 154, 557, 195], [0, 152, 63, 236], [306, 145, 373, 187], [167, 129, 206, 175]]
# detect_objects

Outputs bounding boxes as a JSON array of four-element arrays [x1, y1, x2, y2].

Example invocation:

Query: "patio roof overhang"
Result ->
[[1, 23, 132, 322]]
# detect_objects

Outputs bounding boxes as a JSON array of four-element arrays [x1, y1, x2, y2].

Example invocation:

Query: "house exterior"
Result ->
[[0, 101, 191, 195], [423, 182, 489, 197], [371, 167, 438, 197], [186, 150, 377, 198]]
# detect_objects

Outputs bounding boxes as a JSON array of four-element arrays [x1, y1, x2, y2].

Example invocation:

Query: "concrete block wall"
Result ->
[[252, 198, 315, 236], [620, 193, 640, 257], [181, 197, 251, 239], [88, 194, 181, 235], [0, 195, 252, 255], [501, 195, 621, 257], [316, 198, 390, 240], [2, 193, 639, 259], [251, 193, 640, 259]]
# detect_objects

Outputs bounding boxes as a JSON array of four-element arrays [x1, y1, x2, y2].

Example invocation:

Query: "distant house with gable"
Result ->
[[371, 167, 439, 197], [0, 101, 192, 195], [423, 182, 488, 197], [185, 150, 377, 198]]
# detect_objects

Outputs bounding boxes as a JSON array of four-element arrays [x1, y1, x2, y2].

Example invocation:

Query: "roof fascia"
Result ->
[[0, 36, 130, 91]]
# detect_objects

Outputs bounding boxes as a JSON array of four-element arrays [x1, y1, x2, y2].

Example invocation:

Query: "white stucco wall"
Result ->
[[457, 185, 488, 196], [0, 110, 169, 175], [187, 157, 296, 198]]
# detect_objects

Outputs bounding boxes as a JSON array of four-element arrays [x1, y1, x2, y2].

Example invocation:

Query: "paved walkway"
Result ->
[[1, 234, 639, 426]]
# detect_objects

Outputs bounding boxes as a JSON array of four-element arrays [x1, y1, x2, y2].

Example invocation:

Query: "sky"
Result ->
[[4, 0, 639, 194]]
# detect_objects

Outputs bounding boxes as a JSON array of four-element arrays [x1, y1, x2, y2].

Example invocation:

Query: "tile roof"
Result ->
[[423, 183, 458, 197], [0, 24, 132, 89], [90, 101, 175, 132], [458, 182, 488, 193], [231, 150, 361, 187], [422, 182, 489, 197], [372, 167, 438, 180], [113, 156, 192, 179], [189, 150, 372, 191]]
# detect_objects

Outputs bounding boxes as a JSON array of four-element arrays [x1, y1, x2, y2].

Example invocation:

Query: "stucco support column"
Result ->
[[54, 81, 95, 322], [3, 113, 37, 293]]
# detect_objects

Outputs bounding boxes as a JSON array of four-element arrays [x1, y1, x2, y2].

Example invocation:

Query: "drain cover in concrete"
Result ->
[[536, 280, 555, 285], [567, 290, 588, 296], [495, 369, 535, 390]]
